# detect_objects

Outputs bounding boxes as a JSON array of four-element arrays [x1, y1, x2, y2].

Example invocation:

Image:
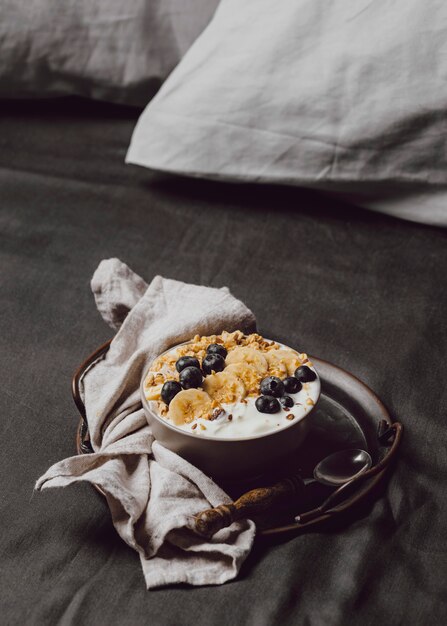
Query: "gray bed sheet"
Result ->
[[0, 98, 446, 625]]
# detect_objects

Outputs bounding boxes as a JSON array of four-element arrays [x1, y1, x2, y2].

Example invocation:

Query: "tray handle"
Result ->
[[297, 421, 403, 524], [72, 339, 111, 417], [73, 339, 112, 453]]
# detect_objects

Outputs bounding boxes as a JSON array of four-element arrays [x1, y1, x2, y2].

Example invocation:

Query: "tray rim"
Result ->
[[72, 339, 402, 538]]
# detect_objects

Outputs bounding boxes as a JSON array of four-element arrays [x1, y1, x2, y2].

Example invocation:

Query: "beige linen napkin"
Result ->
[[36, 258, 257, 589]]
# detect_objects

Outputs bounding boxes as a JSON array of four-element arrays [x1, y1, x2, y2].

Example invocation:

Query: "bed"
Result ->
[[1, 95, 446, 624]]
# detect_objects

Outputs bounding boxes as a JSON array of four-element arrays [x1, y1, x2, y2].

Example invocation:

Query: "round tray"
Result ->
[[73, 341, 402, 539]]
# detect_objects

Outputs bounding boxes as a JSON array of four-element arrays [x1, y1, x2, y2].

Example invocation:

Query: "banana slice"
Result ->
[[265, 349, 303, 376], [203, 371, 246, 404], [225, 363, 261, 395], [145, 384, 163, 401], [168, 389, 213, 425], [225, 346, 268, 374]]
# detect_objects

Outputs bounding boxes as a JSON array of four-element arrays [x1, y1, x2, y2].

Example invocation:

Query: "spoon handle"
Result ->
[[194, 475, 305, 538]]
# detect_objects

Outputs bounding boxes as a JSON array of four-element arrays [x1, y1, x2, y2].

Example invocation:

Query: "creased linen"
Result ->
[[0, 0, 219, 105], [36, 258, 256, 589]]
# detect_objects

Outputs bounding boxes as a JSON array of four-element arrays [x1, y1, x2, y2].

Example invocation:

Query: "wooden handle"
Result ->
[[194, 475, 305, 537]]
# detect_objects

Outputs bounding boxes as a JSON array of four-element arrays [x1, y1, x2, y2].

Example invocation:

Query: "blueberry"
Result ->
[[206, 343, 228, 358], [255, 395, 281, 414], [176, 356, 201, 373], [280, 395, 294, 409], [161, 381, 182, 405], [202, 353, 226, 376], [283, 376, 302, 394], [294, 365, 317, 383], [260, 376, 285, 398], [179, 366, 203, 389]]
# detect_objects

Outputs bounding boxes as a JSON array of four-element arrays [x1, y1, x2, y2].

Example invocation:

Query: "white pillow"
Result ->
[[126, 0, 447, 226], [0, 0, 219, 106]]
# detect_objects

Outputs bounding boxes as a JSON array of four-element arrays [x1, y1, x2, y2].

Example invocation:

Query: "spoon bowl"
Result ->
[[313, 448, 372, 486]]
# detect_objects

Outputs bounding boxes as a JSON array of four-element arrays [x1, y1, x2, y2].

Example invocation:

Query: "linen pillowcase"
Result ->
[[0, 0, 219, 106], [126, 0, 447, 226]]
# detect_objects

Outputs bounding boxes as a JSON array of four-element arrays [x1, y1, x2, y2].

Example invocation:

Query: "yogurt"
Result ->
[[177, 377, 320, 439], [144, 331, 320, 440]]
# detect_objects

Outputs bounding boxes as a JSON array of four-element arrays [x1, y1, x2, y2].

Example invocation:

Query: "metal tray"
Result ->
[[73, 341, 402, 539]]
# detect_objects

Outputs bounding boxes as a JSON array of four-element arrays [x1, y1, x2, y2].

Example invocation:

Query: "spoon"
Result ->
[[308, 448, 372, 486], [194, 448, 372, 537]]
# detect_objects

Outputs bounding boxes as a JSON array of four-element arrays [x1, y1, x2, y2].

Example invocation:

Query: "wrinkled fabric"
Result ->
[[127, 0, 447, 226], [36, 259, 256, 588], [0, 0, 219, 105]]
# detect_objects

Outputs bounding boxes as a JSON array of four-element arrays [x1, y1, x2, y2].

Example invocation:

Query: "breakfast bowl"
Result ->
[[140, 331, 321, 480]]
